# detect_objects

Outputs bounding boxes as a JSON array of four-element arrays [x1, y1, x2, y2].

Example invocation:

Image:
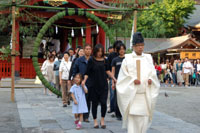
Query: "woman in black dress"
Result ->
[[82, 44, 116, 129]]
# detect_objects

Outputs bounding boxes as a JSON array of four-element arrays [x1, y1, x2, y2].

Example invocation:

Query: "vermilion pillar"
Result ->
[[15, 20, 20, 77], [78, 35, 83, 47], [96, 34, 100, 44], [99, 27, 106, 50], [85, 23, 92, 45], [72, 37, 76, 50], [62, 29, 68, 52]]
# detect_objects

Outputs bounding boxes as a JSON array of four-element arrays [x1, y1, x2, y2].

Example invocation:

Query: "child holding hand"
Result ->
[[70, 73, 88, 130]]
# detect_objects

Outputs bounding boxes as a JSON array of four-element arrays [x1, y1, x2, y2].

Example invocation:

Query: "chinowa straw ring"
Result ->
[[32, 8, 114, 96]]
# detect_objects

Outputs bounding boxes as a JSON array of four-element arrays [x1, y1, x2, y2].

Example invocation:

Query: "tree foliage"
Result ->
[[137, 0, 196, 38], [0, 45, 11, 60]]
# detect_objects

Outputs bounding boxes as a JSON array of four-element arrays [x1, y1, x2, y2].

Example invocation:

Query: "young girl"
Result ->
[[70, 73, 88, 130]]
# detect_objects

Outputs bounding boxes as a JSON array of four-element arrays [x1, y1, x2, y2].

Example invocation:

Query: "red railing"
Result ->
[[0, 58, 45, 79], [0, 60, 11, 78], [20, 59, 36, 79]]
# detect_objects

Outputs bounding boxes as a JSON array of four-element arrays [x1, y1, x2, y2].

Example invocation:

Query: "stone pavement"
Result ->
[[0, 88, 22, 133], [1, 88, 200, 133]]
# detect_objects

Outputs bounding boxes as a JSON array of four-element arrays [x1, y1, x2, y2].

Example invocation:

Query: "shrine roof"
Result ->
[[144, 35, 200, 53], [83, 0, 115, 9]]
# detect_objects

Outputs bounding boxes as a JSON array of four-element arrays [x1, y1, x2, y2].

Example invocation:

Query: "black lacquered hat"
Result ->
[[132, 32, 144, 45]]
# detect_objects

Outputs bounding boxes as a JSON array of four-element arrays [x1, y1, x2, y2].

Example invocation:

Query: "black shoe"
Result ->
[[63, 104, 67, 107], [111, 112, 115, 117], [107, 110, 112, 113], [94, 125, 99, 129], [100, 122, 106, 129], [83, 119, 90, 123], [57, 95, 60, 98], [117, 117, 122, 121], [68, 101, 70, 105]]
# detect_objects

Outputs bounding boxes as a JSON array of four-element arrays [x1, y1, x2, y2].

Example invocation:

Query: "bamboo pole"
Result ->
[[133, 10, 137, 33], [11, 0, 16, 102], [134, 0, 138, 33]]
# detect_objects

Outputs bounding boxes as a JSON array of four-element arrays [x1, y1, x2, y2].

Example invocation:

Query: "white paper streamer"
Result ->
[[55, 26, 58, 34], [71, 28, 74, 37], [96, 24, 99, 34], [81, 27, 84, 36], [130, 20, 134, 49]]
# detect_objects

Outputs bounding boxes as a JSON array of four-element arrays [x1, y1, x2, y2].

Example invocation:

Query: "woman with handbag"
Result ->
[[41, 54, 55, 95]]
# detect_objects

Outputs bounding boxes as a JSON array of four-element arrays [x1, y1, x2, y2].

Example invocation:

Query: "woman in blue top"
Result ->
[[70, 73, 88, 130]]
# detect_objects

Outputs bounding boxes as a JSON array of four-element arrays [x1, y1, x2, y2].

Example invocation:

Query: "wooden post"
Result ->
[[85, 23, 92, 45], [134, 0, 138, 33], [11, 0, 16, 102], [78, 34, 83, 47], [136, 60, 140, 80], [15, 20, 20, 77], [72, 37, 76, 50]]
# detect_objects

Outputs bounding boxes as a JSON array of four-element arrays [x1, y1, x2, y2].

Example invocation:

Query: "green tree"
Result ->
[[137, 0, 196, 38]]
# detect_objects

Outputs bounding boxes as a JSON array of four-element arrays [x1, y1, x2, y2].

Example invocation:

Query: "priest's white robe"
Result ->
[[116, 52, 160, 133]]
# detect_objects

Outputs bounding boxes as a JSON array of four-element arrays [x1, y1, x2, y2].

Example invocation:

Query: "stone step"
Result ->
[[0, 82, 44, 88], [0, 78, 44, 88]]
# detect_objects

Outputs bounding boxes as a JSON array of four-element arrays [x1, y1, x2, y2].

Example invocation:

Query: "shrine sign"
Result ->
[[180, 52, 200, 59], [43, 0, 68, 7]]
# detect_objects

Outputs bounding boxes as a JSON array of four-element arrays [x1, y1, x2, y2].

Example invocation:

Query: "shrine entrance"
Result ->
[[32, 9, 114, 96]]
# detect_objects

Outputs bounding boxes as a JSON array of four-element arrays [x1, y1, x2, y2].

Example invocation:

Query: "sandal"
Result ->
[[100, 122, 106, 129], [94, 125, 99, 129]]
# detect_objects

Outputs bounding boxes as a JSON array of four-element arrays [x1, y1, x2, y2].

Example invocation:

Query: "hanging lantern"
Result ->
[[55, 26, 58, 34], [96, 24, 99, 34], [81, 27, 84, 36], [71, 28, 74, 37]]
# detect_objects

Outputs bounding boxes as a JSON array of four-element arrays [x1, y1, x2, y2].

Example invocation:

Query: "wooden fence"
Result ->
[[0, 58, 45, 79]]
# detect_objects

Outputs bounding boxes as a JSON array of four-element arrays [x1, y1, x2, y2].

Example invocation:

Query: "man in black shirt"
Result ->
[[111, 43, 126, 120], [107, 40, 122, 114], [108, 46, 114, 54]]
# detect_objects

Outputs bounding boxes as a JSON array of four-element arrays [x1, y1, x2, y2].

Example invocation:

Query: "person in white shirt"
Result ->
[[196, 59, 200, 85], [197, 59, 200, 72], [41, 55, 55, 95], [182, 57, 192, 87], [59, 51, 72, 107]]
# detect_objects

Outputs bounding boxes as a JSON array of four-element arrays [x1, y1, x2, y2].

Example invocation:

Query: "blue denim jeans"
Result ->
[[172, 73, 177, 84]]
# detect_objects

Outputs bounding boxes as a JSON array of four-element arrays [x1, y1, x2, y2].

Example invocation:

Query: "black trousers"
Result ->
[[114, 90, 122, 118], [92, 90, 108, 119]]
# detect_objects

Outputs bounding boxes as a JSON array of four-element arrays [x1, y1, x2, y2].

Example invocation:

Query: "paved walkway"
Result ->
[[0, 88, 22, 133], [1, 88, 200, 133]]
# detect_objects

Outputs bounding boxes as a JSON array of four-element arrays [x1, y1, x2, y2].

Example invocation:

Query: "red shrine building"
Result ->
[[0, 0, 121, 79]]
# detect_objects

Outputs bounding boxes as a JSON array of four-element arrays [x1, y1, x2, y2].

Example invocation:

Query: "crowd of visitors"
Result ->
[[40, 41, 126, 130], [155, 58, 200, 87], [40, 38, 199, 131]]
